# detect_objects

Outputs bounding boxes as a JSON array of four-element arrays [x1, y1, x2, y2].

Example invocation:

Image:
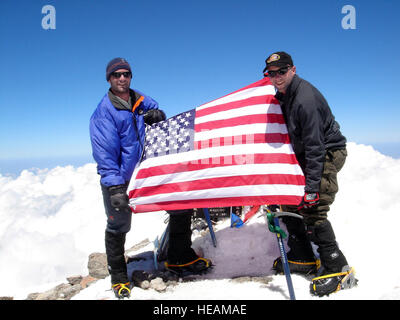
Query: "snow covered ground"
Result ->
[[1, 142, 400, 300]]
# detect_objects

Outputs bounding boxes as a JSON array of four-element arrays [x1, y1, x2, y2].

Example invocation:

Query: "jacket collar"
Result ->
[[108, 88, 143, 112], [274, 74, 301, 103]]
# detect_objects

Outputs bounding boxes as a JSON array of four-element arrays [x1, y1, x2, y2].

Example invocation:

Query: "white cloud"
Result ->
[[1, 142, 400, 299]]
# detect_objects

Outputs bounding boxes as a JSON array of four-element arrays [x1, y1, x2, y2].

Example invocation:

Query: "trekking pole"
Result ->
[[265, 206, 303, 300], [203, 208, 217, 247]]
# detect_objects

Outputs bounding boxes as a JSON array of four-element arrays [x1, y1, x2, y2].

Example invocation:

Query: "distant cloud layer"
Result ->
[[1, 142, 399, 298]]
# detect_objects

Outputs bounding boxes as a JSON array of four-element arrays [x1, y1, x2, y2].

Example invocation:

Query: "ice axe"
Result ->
[[264, 206, 303, 300]]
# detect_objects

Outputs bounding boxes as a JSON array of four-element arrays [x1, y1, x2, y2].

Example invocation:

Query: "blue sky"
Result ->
[[1, 0, 399, 175]]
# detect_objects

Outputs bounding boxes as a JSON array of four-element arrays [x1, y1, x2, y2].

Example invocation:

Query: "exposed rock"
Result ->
[[67, 275, 83, 286], [80, 275, 97, 289], [87, 252, 109, 279], [26, 292, 40, 300], [0, 296, 13, 300], [150, 277, 167, 292], [27, 283, 82, 300]]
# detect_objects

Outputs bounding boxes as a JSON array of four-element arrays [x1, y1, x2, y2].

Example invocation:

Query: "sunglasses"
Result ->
[[265, 66, 291, 78], [111, 71, 132, 78]]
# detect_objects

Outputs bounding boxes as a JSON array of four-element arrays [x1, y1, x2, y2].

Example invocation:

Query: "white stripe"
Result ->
[[196, 84, 276, 111], [132, 162, 304, 189], [134, 142, 295, 170], [195, 103, 282, 124], [130, 184, 304, 206], [195, 123, 288, 141]]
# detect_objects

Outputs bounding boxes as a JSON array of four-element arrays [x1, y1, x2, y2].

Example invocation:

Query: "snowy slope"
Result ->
[[1, 142, 400, 300]]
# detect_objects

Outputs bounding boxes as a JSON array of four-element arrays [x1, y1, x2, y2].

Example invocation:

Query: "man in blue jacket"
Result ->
[[263, 52, 356, 296], [90, 58, 211, 299]]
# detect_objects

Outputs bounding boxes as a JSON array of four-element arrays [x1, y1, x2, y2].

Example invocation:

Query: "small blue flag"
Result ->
[[230, 213, 244, 228]]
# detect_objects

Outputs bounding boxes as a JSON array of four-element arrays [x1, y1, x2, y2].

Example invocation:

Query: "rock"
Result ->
[[26, 282, 83, 300], [87, 252, 109, 279], [140, 280, 151, 289], [33, 283, 71, 300], [58, 284, 82, 300], [0, 296, 13, 300], [150, 277, 167, 292], [26, 293, 40, 300], [67, 275, 83, 286], [80, 275, 97, 288]]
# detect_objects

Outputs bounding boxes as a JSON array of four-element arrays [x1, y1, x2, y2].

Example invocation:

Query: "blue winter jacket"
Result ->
[[90, 89, 159, 187]]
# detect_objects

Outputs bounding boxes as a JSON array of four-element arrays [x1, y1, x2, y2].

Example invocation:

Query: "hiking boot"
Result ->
[[273, 257, 320, 275], [112, 282, 132, 299], [310, 266, 357, 297], [165, 257, 212, 276]]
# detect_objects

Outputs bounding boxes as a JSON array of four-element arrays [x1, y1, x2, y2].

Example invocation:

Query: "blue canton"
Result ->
[[142, 109, 195, 160]]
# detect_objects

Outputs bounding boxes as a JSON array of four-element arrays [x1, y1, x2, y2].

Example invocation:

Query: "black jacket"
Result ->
[[275, 75, 346, 193]]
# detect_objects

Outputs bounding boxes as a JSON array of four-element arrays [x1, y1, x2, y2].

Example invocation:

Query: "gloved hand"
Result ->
[[298, 192, 320, 210], [108, 185, 131, 213], [143, 109, 166, 125]]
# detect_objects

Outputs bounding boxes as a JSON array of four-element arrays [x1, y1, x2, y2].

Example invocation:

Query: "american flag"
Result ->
[[128, 77, 305, 213]]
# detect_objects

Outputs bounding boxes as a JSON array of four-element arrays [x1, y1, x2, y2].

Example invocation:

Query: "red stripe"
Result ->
[[197, 78, 271, 109], [130, 174, 305, 199], [132, 195, 302, 213], [195, 113, 285, 132], [194, 133, 290, 149], [135, 153, 300, 179], [196, 95, 279, 118]]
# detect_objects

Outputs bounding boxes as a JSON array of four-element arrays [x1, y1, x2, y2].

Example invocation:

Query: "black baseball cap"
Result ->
[[263, 51, 293, 73]]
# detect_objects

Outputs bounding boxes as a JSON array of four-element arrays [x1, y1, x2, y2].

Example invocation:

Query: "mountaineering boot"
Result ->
[[273, 216, 319, 275], [165, 210, 212, 276], [165, 257, 213, 276], [306, 220, 357, 296], [273, 257, 320, 275], [112, 282, 132, 299], [105, 231, 131, 298], [310, 266, 357, 297]]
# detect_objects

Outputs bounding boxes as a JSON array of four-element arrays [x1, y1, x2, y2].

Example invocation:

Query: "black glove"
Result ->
[[298, 192, 320, 210], [108, 185, 131, 213], [143, 109, 166, 125]]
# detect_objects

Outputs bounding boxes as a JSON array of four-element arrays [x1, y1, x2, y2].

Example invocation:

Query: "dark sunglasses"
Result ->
[[265, 66, 291, 78], [111, 71, 132, 78]]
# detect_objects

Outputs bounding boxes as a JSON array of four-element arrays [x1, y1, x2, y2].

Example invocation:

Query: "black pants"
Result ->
[[101, 183, 131, 234], [280, 149, 349, 272], [101, 183, 197, 282], [166, 209, 198, 265]]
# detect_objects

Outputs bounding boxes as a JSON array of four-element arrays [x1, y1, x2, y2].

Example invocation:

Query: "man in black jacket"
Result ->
[[263, 52, 356, 296]]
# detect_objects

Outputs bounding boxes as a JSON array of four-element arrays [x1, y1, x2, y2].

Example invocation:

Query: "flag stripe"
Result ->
[[194, 113, 285, 132], [133, 195, 302, 213], [195, 96, 279, 118], [134, 143, 296, 170], [130, 174, 305, 199], [195, 103, 282, 125], [132, 163, 304, 192], [135, 152, 298, 179], [131, 184, 304, 207], [194, 123, 288, 141], [196, 80, 275, 111], [195, 133, 290, 149]]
